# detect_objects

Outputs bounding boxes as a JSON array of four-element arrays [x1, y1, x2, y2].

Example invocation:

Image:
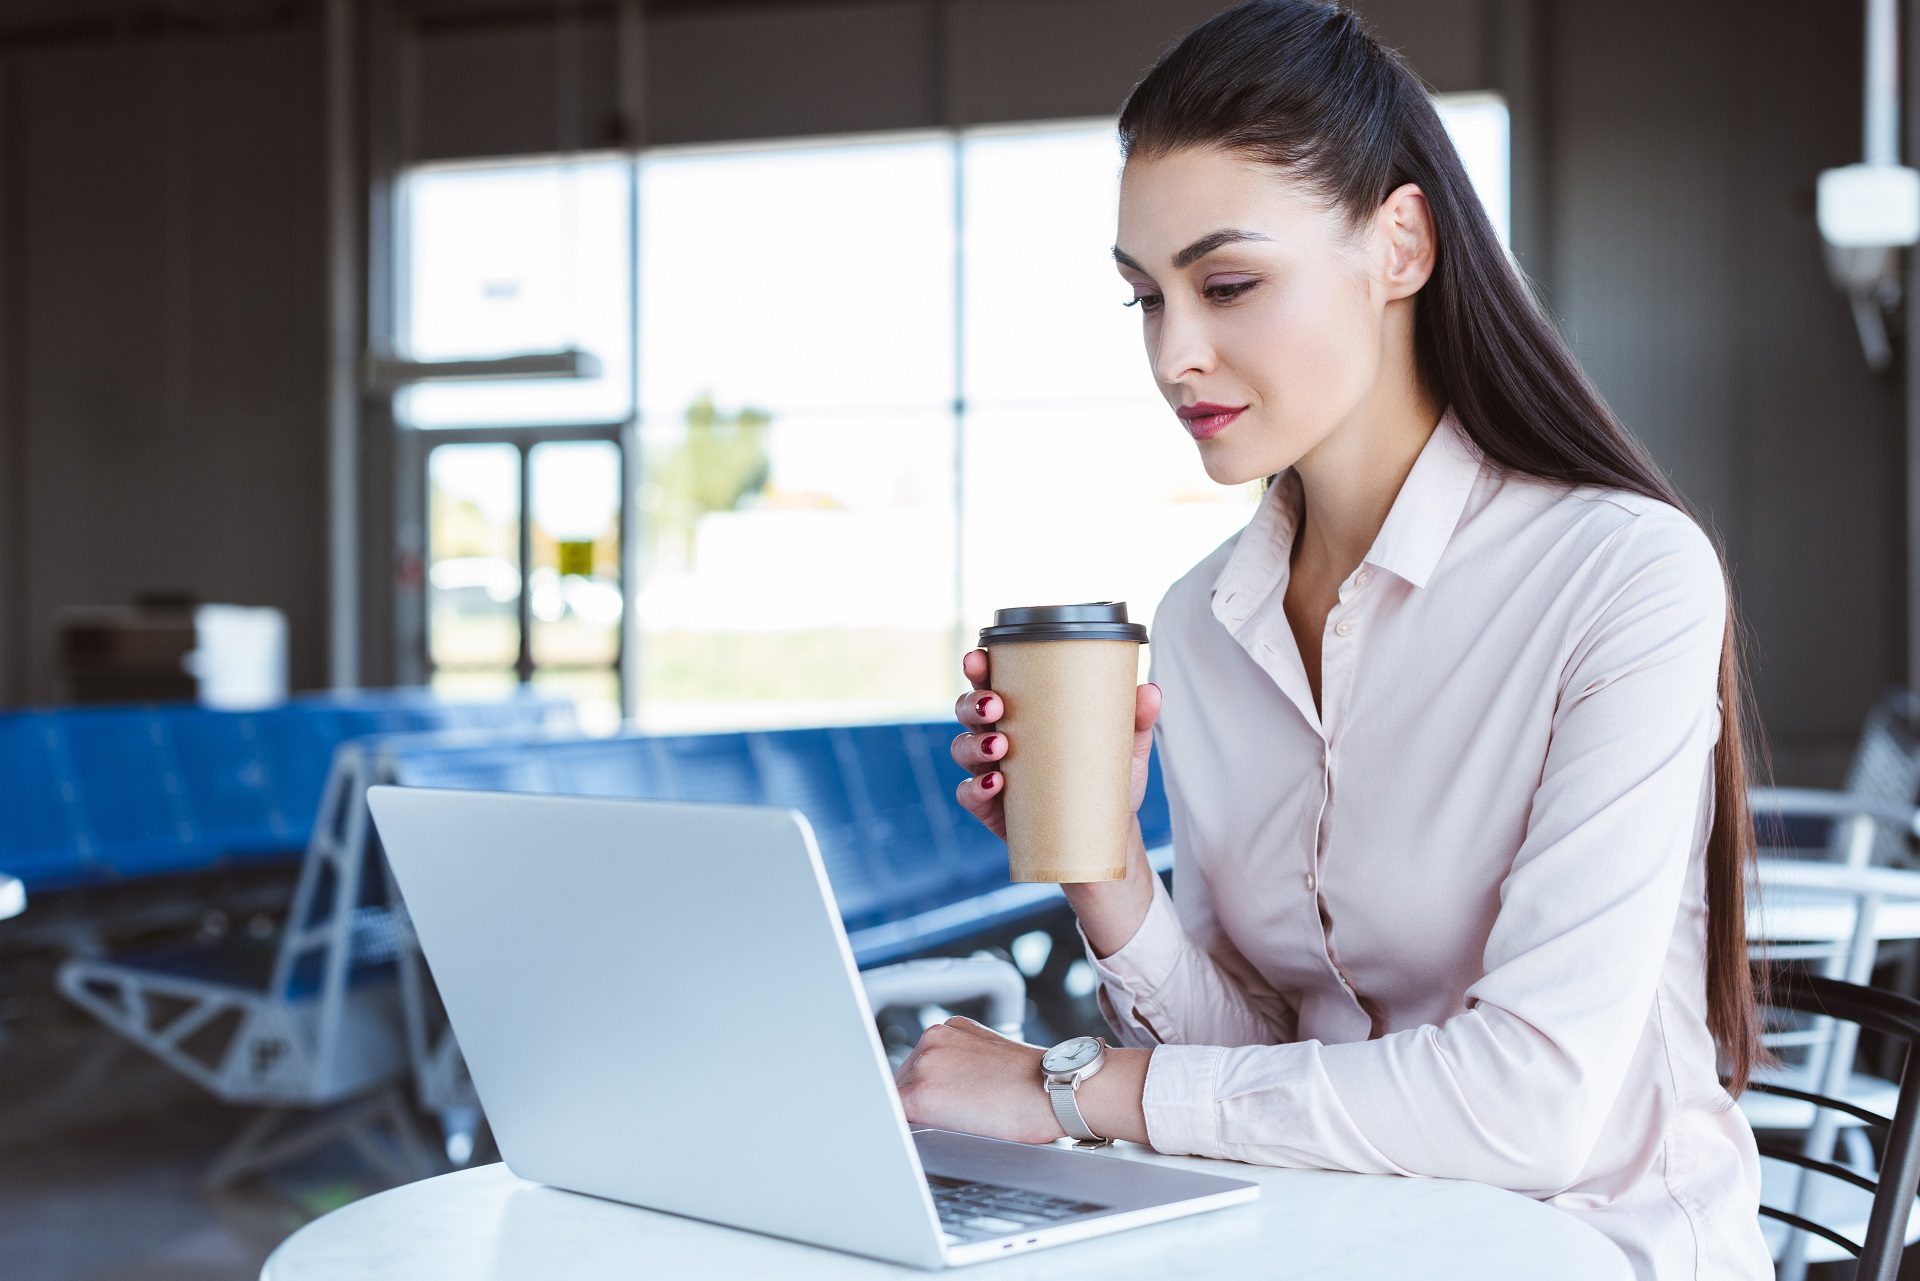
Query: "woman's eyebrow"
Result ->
[[1111, 228, 1275, 273]]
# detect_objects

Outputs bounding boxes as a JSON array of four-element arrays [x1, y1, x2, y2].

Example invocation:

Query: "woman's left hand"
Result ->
[[894, 1016, 1066, 1146]]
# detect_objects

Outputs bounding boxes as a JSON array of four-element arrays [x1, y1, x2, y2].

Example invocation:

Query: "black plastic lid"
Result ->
[[978, 601, 1148, 645]]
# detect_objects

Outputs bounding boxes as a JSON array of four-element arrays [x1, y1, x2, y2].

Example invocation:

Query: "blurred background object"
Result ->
[[58, 599, 289, 708], [1816, 0, 1918, 372]]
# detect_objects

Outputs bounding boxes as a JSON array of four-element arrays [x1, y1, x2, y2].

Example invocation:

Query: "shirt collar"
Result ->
[[1211, 405, 1484, 614]]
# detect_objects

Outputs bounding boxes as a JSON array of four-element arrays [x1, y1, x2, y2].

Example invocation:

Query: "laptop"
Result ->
[[365, 786, 1259, 1269]]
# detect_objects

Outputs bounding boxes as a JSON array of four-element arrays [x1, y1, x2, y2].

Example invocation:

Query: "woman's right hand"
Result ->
[[951, 647, 1163, 844]]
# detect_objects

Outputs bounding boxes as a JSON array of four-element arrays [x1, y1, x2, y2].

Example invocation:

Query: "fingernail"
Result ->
[[976, 695, 992, 716], [983, 734, 1002, 754], [981, 772, 998, 791]]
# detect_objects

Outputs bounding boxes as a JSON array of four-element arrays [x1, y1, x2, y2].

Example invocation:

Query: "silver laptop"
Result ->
[[365, 785, 1258, 1269]]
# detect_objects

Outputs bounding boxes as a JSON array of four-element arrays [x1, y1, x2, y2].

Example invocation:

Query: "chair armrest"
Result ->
[[1748, 786, 1920, 838], [860, 956, 1027, 1040]]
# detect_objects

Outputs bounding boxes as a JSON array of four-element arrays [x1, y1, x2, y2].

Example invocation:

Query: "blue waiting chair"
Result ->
[[371, 720, 1173, 955], [0, 690, 572, 895], [50, 692, 572, 1189]]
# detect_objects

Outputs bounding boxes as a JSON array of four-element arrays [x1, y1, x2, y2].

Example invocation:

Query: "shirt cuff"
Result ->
[[1141, 1043, 1227, 1158], [1076, 869, 1187, 996]]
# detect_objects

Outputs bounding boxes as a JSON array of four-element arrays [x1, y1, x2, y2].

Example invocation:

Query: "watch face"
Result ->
[[1042, 1036, 1101, 1074]]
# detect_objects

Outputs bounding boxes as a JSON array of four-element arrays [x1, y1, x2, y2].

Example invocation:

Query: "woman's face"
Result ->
[[1113, 144, 1396, 486]]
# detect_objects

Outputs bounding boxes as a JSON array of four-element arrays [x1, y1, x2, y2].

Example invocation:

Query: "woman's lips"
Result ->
[[1183, 407, 1244, 439]]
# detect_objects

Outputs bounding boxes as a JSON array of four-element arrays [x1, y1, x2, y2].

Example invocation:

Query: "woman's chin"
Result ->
[[1197, 449, 1275, 489]]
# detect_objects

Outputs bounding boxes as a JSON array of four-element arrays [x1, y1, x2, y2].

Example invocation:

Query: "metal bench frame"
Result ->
[[56, 748, 418, 1187], [45, 697, 572, 1189]]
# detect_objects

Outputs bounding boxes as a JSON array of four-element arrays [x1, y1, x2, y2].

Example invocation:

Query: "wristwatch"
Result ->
[[1041, 1035, 1113, 1149]]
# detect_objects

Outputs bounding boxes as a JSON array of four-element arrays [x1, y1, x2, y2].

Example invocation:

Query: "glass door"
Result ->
[[527, 439, 624, 726], [425, 442, 523, 701], [423, 432, 625, 732]]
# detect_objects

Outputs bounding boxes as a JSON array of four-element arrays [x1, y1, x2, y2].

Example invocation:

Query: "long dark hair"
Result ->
[[1118, 0, 1771, 1093]]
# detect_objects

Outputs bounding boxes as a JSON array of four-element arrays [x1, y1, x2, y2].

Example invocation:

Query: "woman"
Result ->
[[897, 2, 1775, 1277]]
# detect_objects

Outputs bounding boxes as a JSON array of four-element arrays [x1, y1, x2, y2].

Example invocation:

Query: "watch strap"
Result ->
[[1047, 1079, 1106, 1145]]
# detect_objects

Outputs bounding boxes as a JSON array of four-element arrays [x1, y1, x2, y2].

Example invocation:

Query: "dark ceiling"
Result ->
[[0, 0, 891, 42]]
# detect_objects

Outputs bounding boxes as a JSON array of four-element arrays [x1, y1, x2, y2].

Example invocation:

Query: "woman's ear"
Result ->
[[1374, 182, 1436, 301]]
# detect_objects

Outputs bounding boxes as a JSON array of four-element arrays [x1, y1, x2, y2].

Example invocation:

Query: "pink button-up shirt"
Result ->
[[1081, 406, 1770, 1279]]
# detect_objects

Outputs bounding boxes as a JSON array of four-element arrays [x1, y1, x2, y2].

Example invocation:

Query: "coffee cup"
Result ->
[[977, 602, 1149, 883]]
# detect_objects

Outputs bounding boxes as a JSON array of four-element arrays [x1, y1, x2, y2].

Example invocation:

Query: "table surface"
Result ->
[[262, 1147, 1632, 1281]]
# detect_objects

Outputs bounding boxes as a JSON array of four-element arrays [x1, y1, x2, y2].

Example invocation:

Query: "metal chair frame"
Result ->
[[1750, 969, 1920, 1280], [1750, 846, 1920, 1278]]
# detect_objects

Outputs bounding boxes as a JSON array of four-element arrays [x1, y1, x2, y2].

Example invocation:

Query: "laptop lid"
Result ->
[[366, 785, 948, 1270]]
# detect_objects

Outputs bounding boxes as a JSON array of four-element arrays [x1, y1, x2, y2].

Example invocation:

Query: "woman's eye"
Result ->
[[1121, 281, 1256, 313]]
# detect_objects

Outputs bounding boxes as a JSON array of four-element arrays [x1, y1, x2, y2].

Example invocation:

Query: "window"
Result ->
[[1436, 93, 1511, 252], [637, 137, 956, 417], [395, 97, 1511, 733], [399, 155, 633, 428], [959, 124, 1255, 673], [632, 136, 957, 731]]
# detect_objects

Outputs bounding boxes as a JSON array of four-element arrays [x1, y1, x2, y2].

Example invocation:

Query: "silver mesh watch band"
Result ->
[[1047, 1079, 1105, 1144]]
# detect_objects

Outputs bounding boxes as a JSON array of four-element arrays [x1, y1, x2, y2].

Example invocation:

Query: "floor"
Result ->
[[0, 955, 402, 1281]]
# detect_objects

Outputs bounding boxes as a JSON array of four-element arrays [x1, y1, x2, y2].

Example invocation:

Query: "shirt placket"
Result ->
[[1313, 565, 1377, 1038]]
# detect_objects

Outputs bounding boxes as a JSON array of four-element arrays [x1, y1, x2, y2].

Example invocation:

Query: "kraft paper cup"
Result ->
[[978, 602, 1148, 884]]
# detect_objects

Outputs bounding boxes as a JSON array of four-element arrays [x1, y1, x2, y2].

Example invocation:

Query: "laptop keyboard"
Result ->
[[926, 1172, 1111, 1245]]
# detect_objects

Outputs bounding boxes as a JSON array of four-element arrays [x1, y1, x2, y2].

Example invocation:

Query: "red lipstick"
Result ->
[[1177, 402, 1246, 440]]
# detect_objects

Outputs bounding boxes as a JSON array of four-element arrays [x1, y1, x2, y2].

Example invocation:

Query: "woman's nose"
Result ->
[[1151, 304, 1215, 384]]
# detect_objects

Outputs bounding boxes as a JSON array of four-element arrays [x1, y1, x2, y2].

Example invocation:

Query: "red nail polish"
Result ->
[[982, 772, 998, 790], [983, 734, 1002, 753], [976, 695, 992, 716]]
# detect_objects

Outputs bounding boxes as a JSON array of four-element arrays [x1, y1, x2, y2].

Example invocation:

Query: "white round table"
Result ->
[[1751, 890, 1920, 942], [1750, 859, 1920, 943], [262, 1149, 1632, 1280]]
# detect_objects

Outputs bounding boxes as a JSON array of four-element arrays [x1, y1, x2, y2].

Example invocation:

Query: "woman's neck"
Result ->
[[1288, 389, 1444, 587]]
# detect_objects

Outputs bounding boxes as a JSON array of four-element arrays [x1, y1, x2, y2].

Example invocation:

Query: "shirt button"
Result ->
[[1334, 620, 1353, 637], [1305, 872, 1317, 892], [1355, 569, 1372, 586]]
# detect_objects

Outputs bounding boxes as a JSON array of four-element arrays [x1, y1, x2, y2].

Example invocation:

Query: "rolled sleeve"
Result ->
[[1140, 1042, 1229, 1156]]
